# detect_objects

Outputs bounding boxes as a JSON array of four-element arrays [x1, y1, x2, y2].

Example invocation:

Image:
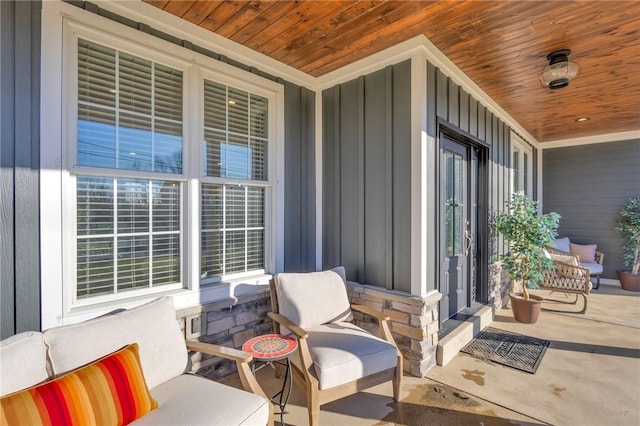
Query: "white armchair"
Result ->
[[268, 267, 402, 426]]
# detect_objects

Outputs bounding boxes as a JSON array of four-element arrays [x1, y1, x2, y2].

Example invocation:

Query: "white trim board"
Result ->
[[540, 130, 640, 149]]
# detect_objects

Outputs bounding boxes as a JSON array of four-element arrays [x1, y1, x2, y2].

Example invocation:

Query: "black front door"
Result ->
[[439, 135, 477, 321]]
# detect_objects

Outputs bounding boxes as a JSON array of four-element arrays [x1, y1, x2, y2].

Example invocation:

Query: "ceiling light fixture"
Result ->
[[541, 49, 580, 90], [575, 117, 590, 122]]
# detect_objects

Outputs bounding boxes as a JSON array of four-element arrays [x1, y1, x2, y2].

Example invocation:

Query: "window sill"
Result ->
[[173, 273, 273, 310]]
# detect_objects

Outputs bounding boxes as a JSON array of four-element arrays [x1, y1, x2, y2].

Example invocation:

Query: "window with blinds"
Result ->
[[75, 39, 183, 300], [201, 80, 268, 280], [77, 39, 183, 173], [76, 177, 181, 299]]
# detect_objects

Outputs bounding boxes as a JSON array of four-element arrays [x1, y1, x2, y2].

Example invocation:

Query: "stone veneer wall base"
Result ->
[[347, 282, 442, 378], [178, 281, 444, 380]]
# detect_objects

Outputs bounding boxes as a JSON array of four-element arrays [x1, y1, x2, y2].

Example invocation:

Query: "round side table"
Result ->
[[243, 334, 298, 425]]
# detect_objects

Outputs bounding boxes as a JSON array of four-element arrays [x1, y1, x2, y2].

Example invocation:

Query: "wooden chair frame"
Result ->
[[268, 280, 402, 426], [540, 258, 591, 314]]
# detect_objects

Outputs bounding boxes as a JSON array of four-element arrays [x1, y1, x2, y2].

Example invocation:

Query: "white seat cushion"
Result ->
[[581, 262, 603, 275], [0, 331, 49, 396], [133, 374, 269, 426], [275, 267, 353, 329], [303, 322, 398, 390], [550, 253, 579, 266], [43, 297, 187, 388]]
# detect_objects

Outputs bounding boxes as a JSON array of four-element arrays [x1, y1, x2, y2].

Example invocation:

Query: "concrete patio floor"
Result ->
[[220, 283, 640, 425]]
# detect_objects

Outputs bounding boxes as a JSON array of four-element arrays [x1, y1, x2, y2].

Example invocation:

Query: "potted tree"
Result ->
[[495, 194, 560, 323], [615, 196, 640, 292]]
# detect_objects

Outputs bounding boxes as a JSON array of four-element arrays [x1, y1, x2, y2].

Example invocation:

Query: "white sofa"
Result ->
[[0, 297, 272, 425]]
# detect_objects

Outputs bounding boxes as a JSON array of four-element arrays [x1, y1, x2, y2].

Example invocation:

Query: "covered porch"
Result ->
[[222, 283, 640, 425], [1, 1, 639, 424]]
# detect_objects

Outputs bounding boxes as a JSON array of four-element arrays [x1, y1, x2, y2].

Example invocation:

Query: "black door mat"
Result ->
[[461, 327, 550, 374]]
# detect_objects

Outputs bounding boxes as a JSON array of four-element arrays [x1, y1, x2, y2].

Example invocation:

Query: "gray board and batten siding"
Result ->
[[322, 61, 413, 292], [284, 83, 317, 273], [1, 0, 42, 339], [322, 59, 535, 296], [543, 139, 640, 280], [0, 0, 315, 337]]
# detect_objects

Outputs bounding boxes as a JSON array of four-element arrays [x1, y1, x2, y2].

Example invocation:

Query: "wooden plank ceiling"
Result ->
[[145, 0, 640, 142]]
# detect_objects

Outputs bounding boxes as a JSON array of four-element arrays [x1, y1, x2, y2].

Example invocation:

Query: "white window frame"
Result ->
[[511, 132, 533, 196], [40, 2, 285, 327], [197, 67, 278, 285], [64, 25, 190, 309]]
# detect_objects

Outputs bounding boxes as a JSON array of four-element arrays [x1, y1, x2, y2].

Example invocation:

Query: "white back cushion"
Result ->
[[551, 237, 571, 253], [275, 267, 353, 329], [0, 332, 49, 396], [44, 297, 187, 389]]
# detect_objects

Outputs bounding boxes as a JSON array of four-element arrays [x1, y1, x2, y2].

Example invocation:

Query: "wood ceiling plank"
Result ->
[[244, 1, 352, 55], [267, 0, 387, 64], [298, 2, 450, 74], [229, 1, 300, 45], [293, 1, 436, 72], [157, 0, 197, 17], [215, 1, 280, 39], [198, 1, 248, 33], [179, 1, 225, 26]]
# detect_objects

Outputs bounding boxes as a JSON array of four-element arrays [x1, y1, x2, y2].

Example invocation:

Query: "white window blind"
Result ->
[[203, 80, 268, 180], [76, 177, 181, 299], [201, 79, 268, 280], [75, 39, 183, 301], [77, 39, 183, 173]]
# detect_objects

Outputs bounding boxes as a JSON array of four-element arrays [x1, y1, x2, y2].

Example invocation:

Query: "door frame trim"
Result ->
[[436, 119, 490, 324]]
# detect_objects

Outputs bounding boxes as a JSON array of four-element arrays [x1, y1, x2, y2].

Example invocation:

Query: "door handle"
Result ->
[[464, 222, 472, 256]]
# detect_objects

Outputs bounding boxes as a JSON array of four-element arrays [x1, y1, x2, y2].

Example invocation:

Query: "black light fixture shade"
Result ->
[[541, 49, 580, 90]]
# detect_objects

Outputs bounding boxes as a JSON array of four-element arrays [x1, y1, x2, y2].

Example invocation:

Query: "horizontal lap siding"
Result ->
[[322, 60, 411, 292], [543, 140, 640, 279]]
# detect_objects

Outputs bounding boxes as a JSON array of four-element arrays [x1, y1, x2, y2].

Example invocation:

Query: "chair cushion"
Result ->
[[0, 343, 157, 426], [303, 322, 398, 390], [132, 374, 269, 426], [44, 297, 187, 389], [275, 267, 353, 329], [570, 243, 597, 263], [0, 332, 49, 397], [581, 262, 603, 275], [551, 237, 571, 253], [550, 253, 579, 266]]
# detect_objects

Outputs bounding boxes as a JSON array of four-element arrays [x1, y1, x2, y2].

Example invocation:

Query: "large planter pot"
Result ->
[[509, 293, 544, 324], [617, 271, 640, 292]]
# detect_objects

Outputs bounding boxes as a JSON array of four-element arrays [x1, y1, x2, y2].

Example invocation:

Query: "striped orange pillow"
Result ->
[[0, 343, 157, 426]]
